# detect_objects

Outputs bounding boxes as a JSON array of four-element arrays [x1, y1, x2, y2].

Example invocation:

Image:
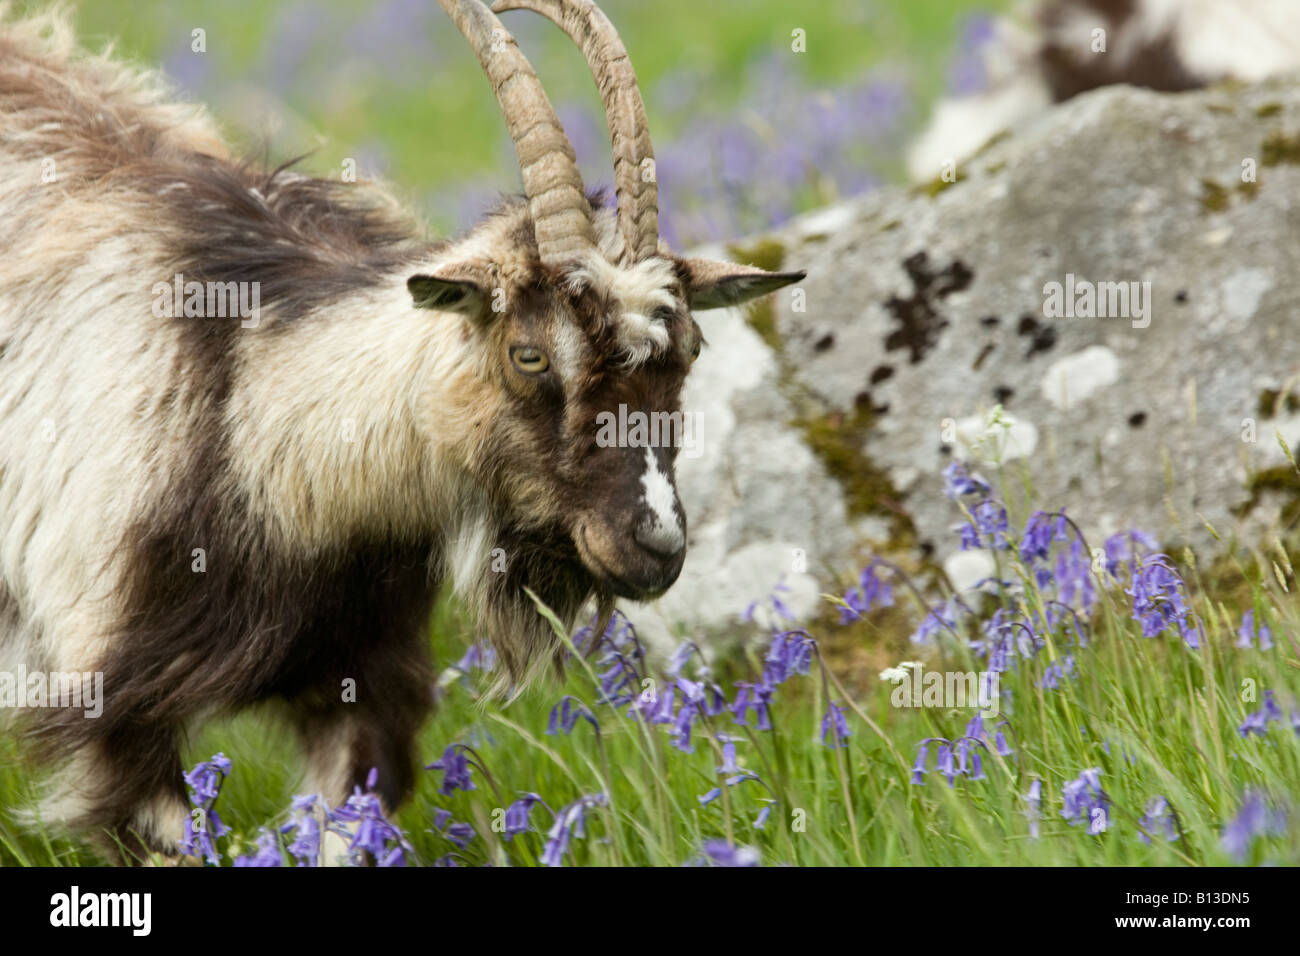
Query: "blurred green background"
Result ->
[[34, 0, 1010, 243]]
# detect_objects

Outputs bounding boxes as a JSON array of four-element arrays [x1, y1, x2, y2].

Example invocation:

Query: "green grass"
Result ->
[[3, 497, 1298, 867]]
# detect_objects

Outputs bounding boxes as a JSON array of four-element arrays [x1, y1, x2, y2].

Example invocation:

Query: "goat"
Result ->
[[0, 0, 803, 860], [908, 0, 1300, 181]]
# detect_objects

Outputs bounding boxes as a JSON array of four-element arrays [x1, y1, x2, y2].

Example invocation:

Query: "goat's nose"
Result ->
[[634, 513, 685, 561]]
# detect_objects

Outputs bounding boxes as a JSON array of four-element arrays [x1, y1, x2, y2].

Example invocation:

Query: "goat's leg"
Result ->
[[289, 663, 433, 863], [41, 722, 189, 865]]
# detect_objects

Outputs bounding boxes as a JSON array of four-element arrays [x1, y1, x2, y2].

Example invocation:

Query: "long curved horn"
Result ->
[[437, 0, 596, 265], [491, 0, 659, 262]]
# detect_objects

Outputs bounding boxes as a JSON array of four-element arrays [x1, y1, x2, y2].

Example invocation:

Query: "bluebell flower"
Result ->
[[1139, 796, 1178, 844], [821, 700, 851, 748], [1126, 555, 1199, 646], [1239, 690, 1284, 736], [233, 829, 282, 867], [282, 794, 323, 866], [1102, 529, 1157, 578], [994, 723, 1014, 757], [445, 821, 475, 849], [454, 640, 496, 674], [1055, 539, 1096, 610], [764, 630, 814, 684], [1018, 510, 1059, 565], [943, 461, 990, 499], [1236, 609, 1274, 650], [840, 559, 894, 622], [911, 598, 965, 644], [178, 753, 233, 864], [541, 794, 607, 867], [328, 769, 413, 867], [1220, 791, 1287, 862], [503, 792, 544, 841], [911, 738, 933, 784], [699, 840, 760, 867], [961, 499, 1011, 551], [1061, 768, 1109, 833], [1026, 779, 1042, 839], [731, 681, 773, 730], [182, 752, 232, 807], [1038, 655, 1076, 690], [667, 641, 699, 679], [547, 695, 600, 737], [936, 740, 957, 787], [716, 734, 743, 774], [426, 744, 476, 795]]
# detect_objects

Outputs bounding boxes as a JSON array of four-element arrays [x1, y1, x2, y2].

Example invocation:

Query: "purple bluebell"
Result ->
[[1038, 655, 1076, 690], [503, 792, 544, 841], [731, 681, 773, 731], [961, 499, 1011, 551], [454, 640, 496, 674], [327, 769, 413, 866], [1102, 529, 1157, 578], [1239, 690, 1284, 736], [541, 794, 607, 867], [943, 461, 990, 499], [1061, 768, 1109, 833], [911, 599, 965, 644], [1139, 796, 1178, 844], [426, 744, 476, 795], [821, 700, 850, 748], [667, 641, 698, 679], [547, 695, 600, 737], [1220, 791, 1287, 862], [233, 830, 283, 867], [716, 734, 743, 774], [1026, 779, 1042, 839], [1236, 609, 1274, 651], [178, 753, 233, 864], [840, 559, 894, 622], [1126, 555, 1199, 646], [699, 840, 760, 867], [764, 629, 814, 684], [994, 723, 1014, 757], [911, 738, 933, 784], [282, 794, 323, 867]]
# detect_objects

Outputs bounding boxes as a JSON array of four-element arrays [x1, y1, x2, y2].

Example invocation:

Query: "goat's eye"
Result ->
[[510, 346, 550, 374], [689, 339, 701, 363]]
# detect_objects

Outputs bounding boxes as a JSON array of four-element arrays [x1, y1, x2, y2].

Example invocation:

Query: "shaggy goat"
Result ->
[[0, 0, 802, 860]]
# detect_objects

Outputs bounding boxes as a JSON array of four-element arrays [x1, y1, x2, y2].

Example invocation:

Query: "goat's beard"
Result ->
[[475, 522, 610, 697]]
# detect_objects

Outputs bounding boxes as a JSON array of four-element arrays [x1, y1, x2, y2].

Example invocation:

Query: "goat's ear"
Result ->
[[680, 258, 806, 311], [407, 266, 489, 317]]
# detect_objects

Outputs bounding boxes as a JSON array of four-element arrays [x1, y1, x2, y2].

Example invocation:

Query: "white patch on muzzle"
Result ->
[[638, 447, 684, 556]]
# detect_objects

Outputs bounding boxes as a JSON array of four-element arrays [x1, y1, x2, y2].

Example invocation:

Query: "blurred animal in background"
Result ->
[[909, 0, 1300, 181]]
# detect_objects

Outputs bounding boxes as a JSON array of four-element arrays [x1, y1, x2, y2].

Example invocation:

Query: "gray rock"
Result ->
[[631, 74, 1300, 650]]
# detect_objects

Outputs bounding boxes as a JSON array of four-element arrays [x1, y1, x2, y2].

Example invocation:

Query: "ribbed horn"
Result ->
[[491, 0, 659, 262], [437, 0, 596, 265]]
